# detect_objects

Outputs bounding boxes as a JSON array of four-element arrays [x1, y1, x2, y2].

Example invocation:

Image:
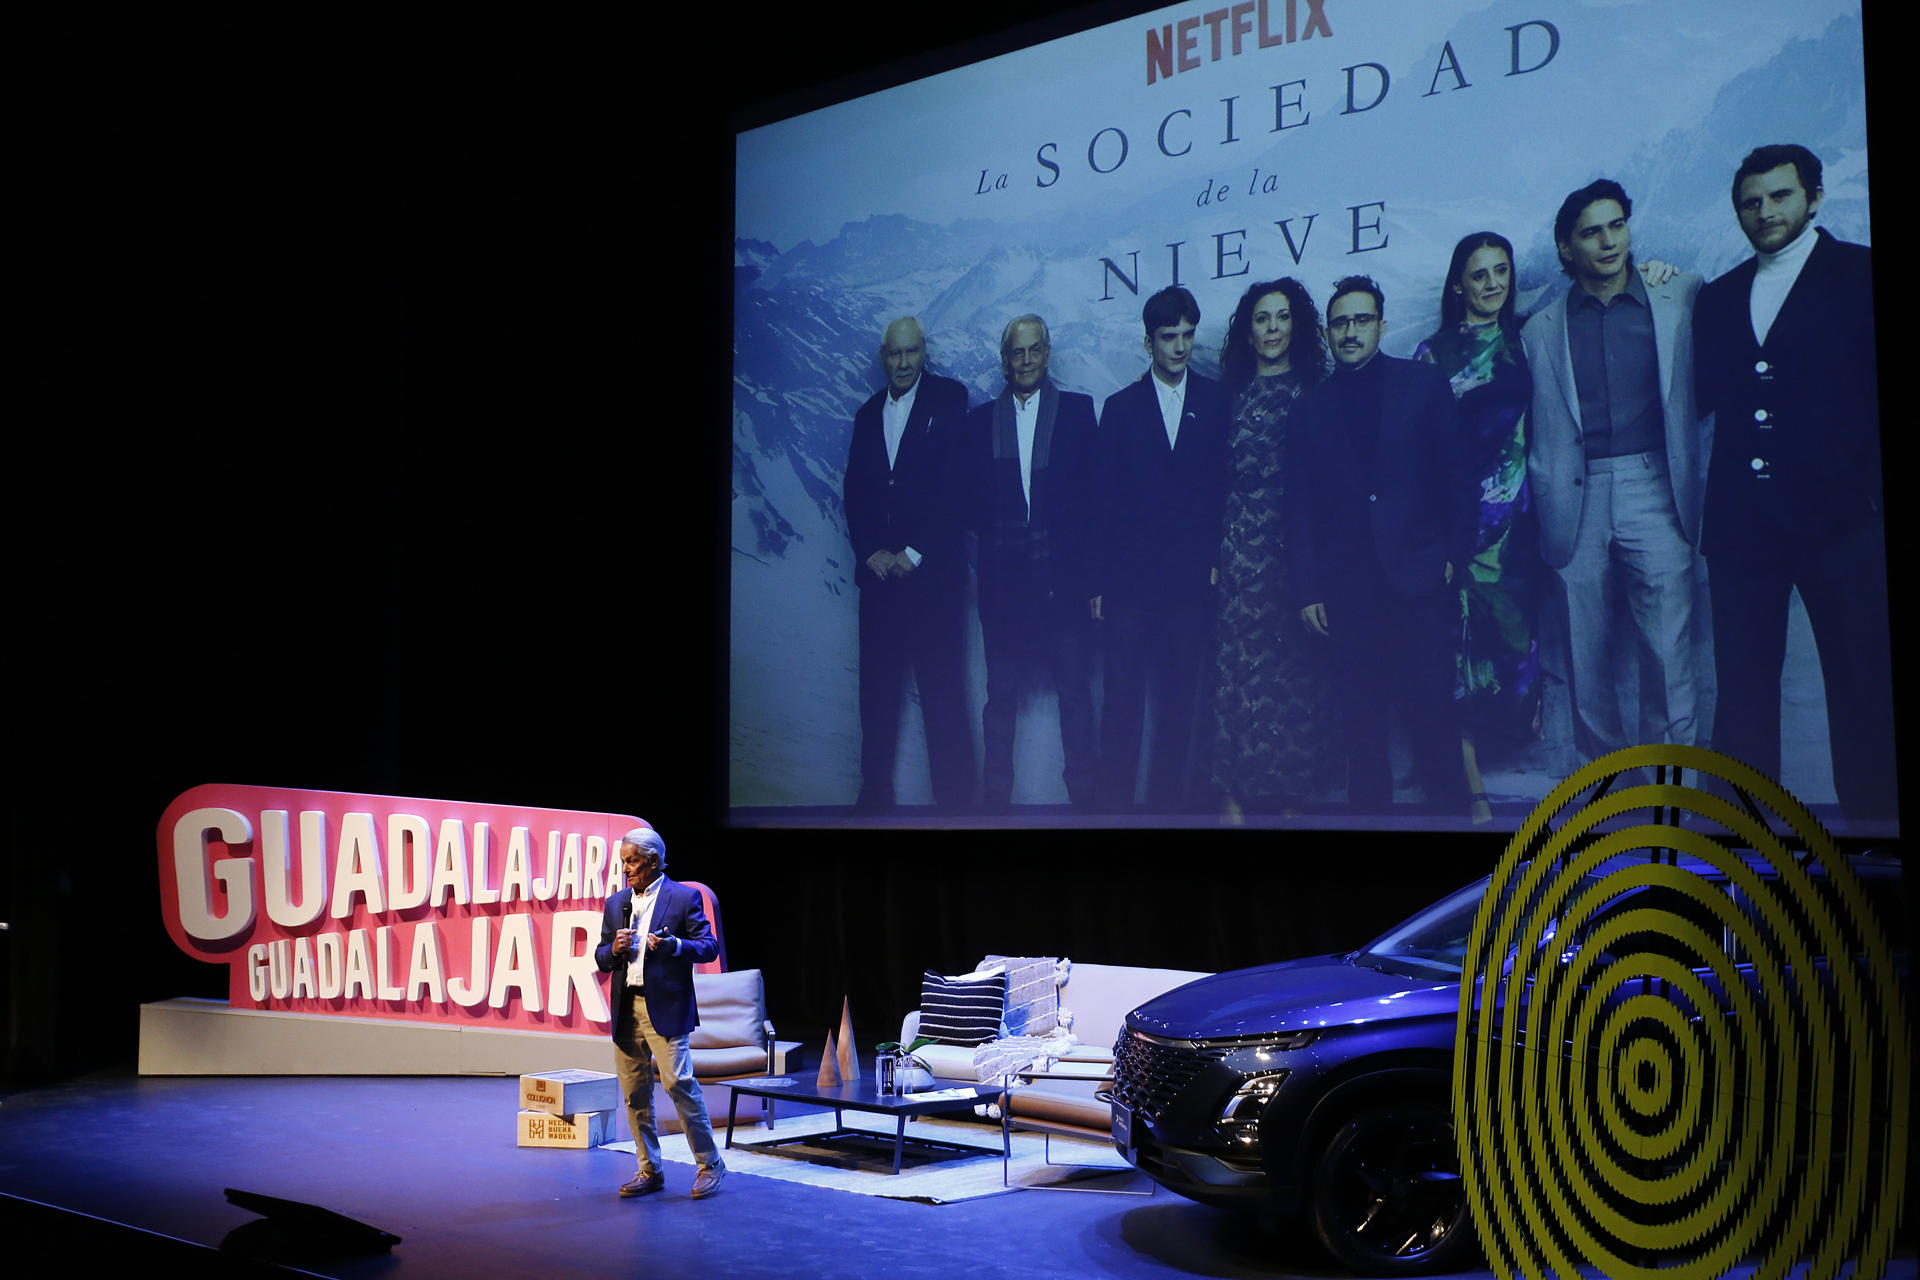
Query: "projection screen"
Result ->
[[730, 0, 1890, 834]]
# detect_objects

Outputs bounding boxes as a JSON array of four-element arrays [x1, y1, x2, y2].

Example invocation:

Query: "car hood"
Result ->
[[1126, 955, 1461, 1040]]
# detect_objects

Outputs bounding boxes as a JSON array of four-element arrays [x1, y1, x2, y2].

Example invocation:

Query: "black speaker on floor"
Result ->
[[221, 1188, 400, 1265]]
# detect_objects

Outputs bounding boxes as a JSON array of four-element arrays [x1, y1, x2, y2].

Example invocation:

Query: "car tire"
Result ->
[[1309, 1102, 1474, 1275]]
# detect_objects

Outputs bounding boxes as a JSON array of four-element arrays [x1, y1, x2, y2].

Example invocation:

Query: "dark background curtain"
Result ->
[[9, 6, 1906, 1086]]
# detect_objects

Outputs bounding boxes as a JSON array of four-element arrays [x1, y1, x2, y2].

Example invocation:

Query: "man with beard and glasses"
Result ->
[[1287, 276, 1475, 813]]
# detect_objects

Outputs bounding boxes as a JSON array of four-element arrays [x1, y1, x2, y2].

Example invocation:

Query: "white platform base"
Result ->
[[138, 998, 617, 1076]]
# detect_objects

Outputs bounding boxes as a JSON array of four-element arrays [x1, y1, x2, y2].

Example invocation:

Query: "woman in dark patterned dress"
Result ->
[[1211, 277, 1334, 821], [1414, 232, 1540, 823]]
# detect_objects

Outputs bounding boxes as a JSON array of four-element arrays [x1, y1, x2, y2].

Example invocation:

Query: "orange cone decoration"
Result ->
[[816, 1030, 843, 1087], [836, 996, 860, 1084]]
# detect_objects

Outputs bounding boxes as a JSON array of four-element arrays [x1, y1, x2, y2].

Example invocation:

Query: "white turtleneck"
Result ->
[[1750, 222, 1820, 345]]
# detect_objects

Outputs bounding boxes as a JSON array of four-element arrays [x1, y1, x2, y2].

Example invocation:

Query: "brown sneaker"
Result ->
[[690, 1166, 726, 1199], [619, 1170, 665, 1198]]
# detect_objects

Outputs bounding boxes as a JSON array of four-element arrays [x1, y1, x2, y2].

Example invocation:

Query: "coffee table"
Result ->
[[722, 1075, 1002, 1175]]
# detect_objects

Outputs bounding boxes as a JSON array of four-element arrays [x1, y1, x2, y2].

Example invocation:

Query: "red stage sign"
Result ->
[[157, 783, 643, 1035]]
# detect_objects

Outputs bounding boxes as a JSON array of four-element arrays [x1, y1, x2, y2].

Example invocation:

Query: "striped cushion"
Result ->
[[918, 966, 1007, 1046]]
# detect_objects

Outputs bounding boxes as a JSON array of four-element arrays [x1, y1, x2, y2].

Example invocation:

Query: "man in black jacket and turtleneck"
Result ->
[[1287, 276, 1475, 813]]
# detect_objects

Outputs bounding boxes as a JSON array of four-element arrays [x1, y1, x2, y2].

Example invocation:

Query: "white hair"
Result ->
[[620, 825, 666, 868], [882, 315, 925, 349]]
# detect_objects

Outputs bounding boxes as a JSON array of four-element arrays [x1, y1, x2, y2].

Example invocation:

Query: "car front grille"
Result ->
[[1112, 1029, 1228, 1120]]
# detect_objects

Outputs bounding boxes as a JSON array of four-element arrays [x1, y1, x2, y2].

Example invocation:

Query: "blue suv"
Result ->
[[1111, 876, 1482, 1273], [1109, 854, 1906, 1275]]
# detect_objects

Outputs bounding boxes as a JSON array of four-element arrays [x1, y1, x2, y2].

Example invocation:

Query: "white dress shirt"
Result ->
[[1014, 389, 1040, 513], [625, 877, 663, 987], [1153, 370, 1188, 449], [882, 376, 925, 565], [882, 376, 919, 468]]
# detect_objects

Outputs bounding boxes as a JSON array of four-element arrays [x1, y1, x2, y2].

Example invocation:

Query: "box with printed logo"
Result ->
[[520, 1069, 621, 1117], [517, 1108, 617, 1149]]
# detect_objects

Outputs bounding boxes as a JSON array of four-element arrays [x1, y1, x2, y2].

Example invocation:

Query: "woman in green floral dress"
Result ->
[[1414, 232, 1540, 821]]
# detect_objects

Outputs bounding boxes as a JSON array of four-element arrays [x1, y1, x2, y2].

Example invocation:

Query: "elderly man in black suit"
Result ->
[[1287, 276, 1475, 812], [844, 316, 976, 811], [1096, 285, 1232, 812], [967, 313, 1102, 810], [1695, 144, 1894, 823]]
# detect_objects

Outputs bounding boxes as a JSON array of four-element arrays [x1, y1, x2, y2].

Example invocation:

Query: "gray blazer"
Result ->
[[1520, 272, 1709, 569]]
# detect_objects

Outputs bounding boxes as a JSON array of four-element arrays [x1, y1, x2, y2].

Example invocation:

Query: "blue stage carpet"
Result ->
[[0, 1072, 1909, 1280]]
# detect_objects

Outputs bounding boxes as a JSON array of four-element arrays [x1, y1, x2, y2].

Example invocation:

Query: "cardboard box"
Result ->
[[520, 1068, 621, 1117], [517, 1109, 618, 1149]]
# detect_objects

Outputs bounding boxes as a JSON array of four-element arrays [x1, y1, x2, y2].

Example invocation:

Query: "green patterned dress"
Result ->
[[1415, 322, 1541, 741]]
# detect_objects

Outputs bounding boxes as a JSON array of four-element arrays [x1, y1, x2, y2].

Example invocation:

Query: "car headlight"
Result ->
[[1240, 1029, 1319, 1059], [1215, 1070, 1288, 1147]]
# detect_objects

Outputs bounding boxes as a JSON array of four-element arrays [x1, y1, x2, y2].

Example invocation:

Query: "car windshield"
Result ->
[[1354, 879, 1489, 979], [1352, 854, 1905, 985]]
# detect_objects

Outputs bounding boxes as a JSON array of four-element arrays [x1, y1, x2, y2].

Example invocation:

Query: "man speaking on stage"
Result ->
[[596, 826, 726, 1200]]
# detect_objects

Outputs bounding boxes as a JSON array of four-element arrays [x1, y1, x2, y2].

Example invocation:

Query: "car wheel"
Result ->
[[1309, 1102, 1473, 1275]]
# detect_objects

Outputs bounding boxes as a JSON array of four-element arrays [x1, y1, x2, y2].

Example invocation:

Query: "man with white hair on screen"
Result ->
[[595, 824, 726, 1200]]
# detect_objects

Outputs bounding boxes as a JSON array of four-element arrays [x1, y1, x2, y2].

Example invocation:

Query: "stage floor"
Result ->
[[0, 1072, 1909, 1280]]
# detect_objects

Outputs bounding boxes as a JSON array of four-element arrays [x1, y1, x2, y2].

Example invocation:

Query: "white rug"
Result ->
[[606, 1111, 1144, 1203]]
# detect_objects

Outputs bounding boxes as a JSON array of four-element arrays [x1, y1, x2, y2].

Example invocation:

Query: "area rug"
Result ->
[[606, 1111, 1145, 1203]]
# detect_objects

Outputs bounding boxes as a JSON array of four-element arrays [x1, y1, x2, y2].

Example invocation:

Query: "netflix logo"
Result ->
[[1146, 0, 1334, 86]]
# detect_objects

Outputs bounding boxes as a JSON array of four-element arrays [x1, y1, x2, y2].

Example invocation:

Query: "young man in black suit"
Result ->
[[1096, 286, 1231, 812], [843, 316, 975, 811], [1694, 144, 1895, 824]]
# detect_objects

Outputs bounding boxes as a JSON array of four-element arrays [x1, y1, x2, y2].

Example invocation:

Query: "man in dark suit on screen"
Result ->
[[967, 313, 1101, 810], [1288, 276, 1474, 812], [1097, 285, 1231, 812], [844, 316, 975, 811], [596, 826, 725, 1200], [1695, 144, 1895, 822]]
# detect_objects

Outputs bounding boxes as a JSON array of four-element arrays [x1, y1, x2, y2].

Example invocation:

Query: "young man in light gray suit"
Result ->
[[1521, 179, 1709, 763]]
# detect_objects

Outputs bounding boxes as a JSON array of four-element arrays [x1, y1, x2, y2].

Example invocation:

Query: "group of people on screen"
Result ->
[[843, 143, 1892, 825]]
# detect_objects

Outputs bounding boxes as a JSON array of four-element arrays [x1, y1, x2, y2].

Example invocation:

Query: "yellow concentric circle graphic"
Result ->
[[1452, 746, 1909, 1279]]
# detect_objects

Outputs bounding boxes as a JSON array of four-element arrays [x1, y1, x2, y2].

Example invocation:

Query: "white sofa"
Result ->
[[898, 961, 1209, 1130]]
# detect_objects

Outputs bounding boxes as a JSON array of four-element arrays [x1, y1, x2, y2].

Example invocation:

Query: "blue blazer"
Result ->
[[596, 877, 719, 1041]]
